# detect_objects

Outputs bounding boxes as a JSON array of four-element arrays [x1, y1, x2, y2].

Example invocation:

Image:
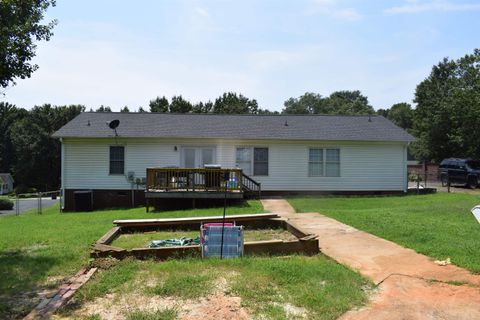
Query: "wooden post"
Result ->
[[15, 195, 19, 216], [424, 161, 428, 188]]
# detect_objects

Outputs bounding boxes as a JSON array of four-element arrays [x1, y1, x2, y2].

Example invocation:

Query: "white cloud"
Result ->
[[385, 0, 480, 14], [307, 0, 363, 21]]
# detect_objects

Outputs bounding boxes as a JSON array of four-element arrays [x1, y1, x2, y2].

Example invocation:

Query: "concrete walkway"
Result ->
[[261, 199, 480, 320]]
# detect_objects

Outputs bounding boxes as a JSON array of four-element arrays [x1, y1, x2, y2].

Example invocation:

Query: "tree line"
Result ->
[[2, 46, 480, 192]]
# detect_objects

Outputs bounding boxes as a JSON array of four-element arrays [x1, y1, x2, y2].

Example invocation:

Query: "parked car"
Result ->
[[438, 158, 480, 188]]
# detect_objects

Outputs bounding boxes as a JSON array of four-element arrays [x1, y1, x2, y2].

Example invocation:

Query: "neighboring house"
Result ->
[[0, 173, 14, 195], [53, 113, 415, 211]]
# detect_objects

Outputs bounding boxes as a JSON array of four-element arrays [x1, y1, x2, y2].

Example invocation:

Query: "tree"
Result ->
[[120, 106, 130, 113], [149, 96, 169, 112], [413, 49, 480, 161], [0, 102, 27, 174], [192, 101, 213, 113], [376, 108, 389, 118], [282, 92, 329, 114], [257, 108, 279, 115], [169, 95, 192, 113], [10, 104, 84, 190], [137, 106, 147, 113], [282, 91, 373, 115], [325, 90, 374, 115], [0, 0, 57, 89], [213, 92, 258, 114], [95, 105, 112, 112], [386, 103, 413, 130]]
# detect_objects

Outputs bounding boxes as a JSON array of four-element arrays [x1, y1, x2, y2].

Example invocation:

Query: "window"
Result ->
[[308, 148, 323, 176], [309, 148, 340, 177], [325, 149, 340, 176], [254, 148, 269, 176], [236, 147, 269, 176], [110, 146, 125, 174]]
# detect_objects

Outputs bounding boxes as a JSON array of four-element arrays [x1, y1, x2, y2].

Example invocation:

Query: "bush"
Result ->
[[0, 198, 14, 210]]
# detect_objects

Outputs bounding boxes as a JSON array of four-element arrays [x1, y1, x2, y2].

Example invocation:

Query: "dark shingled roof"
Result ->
[[52, 112, 415, 142]]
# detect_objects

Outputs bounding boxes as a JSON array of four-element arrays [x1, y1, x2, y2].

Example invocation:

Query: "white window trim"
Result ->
[[235, 146, 269, 177], [308, 147, 341, 177]]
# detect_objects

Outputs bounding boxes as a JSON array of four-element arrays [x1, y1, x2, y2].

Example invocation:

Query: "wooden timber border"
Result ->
[[92, 213, 319, 259]]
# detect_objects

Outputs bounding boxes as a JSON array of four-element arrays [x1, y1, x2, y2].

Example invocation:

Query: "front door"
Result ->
[[181, 147, 215, 168]]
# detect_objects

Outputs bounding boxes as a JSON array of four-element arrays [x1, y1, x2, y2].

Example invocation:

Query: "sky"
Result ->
[[3, 0, 480, 112]]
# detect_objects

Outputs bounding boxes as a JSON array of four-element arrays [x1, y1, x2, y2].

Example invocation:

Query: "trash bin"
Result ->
[[204, 164, 222, 189], [74, 190, 93, 212]]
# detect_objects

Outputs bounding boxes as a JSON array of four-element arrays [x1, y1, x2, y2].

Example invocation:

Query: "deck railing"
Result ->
[[146, 168, 243, 192]]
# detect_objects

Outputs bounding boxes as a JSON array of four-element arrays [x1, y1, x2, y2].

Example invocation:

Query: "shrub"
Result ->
[[0, 198, 14, 210]]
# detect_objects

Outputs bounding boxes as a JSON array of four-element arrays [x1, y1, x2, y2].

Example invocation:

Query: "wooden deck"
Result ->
[[145, 167, 244, 199]]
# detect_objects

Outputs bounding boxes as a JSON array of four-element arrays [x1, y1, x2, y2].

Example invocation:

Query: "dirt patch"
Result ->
[[340, 275, 480, 320], [90, 257, 120, 270], [60, 273, 250, 320], [61, 291, 250, 320]]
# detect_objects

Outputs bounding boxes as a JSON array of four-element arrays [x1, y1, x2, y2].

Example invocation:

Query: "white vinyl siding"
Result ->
[[62, 138, 407, 191]]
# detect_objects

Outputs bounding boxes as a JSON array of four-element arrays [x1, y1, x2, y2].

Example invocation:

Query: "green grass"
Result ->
[[111, 228, 296, 249], [289, 193, 480, 273], [75, 256, 371, 320], [0, 200, 263, 319], [125, 308, 178, 320]]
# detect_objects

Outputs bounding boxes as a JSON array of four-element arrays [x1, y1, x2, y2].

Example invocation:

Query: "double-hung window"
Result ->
[[236, 147, 268, 176], [110, 146, 125, 174], [308, 148, 340, 177]]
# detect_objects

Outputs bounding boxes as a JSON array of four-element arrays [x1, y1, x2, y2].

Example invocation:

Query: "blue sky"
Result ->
[[3, 0, 480, 112]]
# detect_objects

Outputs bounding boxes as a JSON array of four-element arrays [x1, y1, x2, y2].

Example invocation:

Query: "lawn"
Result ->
[[0, 200, 263, 319], [289, 193, 480, 273], [60, 256, 370, 320]]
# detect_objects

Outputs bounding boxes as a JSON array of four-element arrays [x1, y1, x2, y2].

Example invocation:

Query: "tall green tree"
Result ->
[[149, 96, 169, 112], [386, 102, 413, 130], [95, 105, 112, 112], [283, 92, 329, 114], [192, 101, 213, 113], [0, 102, 27, 174], [413, 49, 480, 161], [282, 91, 373, 115], [10, 104, 84, 190], [120, 106, 130, 113], [169, 95, 192, 113], [0, 0, 57, 89], [325, 90, 374, 115], [213, 92, 258, 114]]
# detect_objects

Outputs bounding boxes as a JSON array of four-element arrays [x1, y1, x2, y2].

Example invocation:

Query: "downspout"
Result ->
[[403, 142, 409, 193], [60, 138, 65, 211]]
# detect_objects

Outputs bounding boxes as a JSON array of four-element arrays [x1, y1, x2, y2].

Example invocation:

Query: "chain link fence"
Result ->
[[14, 190, 61, 215]]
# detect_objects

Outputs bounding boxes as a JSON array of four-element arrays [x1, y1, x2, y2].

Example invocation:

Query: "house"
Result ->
[[53, 112, 415, 211], [0, 173, 14, 195]]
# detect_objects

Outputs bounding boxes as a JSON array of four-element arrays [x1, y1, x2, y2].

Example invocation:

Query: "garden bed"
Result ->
[[92, 213, 319, 259]]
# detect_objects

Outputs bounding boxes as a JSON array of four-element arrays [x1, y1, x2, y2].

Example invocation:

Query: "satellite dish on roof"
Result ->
[[107, 119, 120, 137], [108, 119, 120, 130]]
